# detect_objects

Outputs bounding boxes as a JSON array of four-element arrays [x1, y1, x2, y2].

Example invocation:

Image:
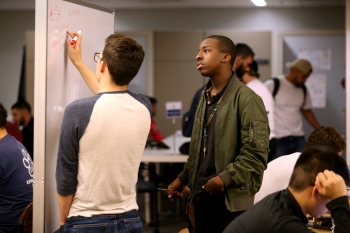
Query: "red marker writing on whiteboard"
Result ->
[[71, 29, 82, 46]]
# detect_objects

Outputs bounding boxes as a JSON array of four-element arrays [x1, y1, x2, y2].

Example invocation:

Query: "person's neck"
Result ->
[[23, 114, 32, 128], [285, 74, 294, 84], [99, 85, 128, 93], [98, 78, 128, 93], [0, 128, 8, 140], [288, 187, 313, 216], [210, 71, 232, 96]]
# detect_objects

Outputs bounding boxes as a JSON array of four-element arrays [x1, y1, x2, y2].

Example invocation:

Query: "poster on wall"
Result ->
[[305, 74, 326, 108], [298, 49, 331, 71], [165, 101, 182, 119]]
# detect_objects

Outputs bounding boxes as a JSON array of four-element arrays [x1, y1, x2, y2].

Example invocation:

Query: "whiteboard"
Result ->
[[44, 0, 114, 231]]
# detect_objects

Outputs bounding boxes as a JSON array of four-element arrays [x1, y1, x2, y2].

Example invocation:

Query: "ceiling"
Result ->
[[0, 0, 345, 10]]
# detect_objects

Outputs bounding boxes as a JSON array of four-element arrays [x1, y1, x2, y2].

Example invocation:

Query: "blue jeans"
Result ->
[[273, 136, 305, 161], [60, 210, 142, 233]]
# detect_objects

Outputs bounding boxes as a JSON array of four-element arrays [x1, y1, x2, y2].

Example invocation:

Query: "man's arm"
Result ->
[[301, 109, 320, 129], [67, 31, 99, 94], [219, 95, 270, 190], [327, 196, 350, 233], [55, 103, 80, 224], [57, 194, 73, 225], [317, 170, 350, 233]]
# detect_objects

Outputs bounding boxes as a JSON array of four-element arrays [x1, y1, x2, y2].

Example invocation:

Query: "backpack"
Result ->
[[182, 87, 204, 137], [271, 77, 307, 107]]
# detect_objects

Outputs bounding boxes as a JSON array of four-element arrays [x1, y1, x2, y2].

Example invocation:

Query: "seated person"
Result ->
[[223, 146, 350, 233], [148, 97, 164, 142], [254, 126, 346, 204], [6, 121, 22, 143], [0, 103, 33, 233], [146, 97, 169, 149]]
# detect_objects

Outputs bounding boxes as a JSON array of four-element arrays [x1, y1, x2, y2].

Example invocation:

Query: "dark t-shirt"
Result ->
[[194, 78, 231, 198], [0, 134, 33, 232], [22, 117, 34, 161]]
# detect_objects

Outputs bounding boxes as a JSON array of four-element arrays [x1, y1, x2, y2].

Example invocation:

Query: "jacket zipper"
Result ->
[[249, 121, 256, 147]]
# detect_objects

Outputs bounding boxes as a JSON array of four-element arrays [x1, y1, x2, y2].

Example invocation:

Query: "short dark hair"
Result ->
[[306, 126, 346, 153], [11, 101, 31, 114], [147, 96, 157, 105], [206, 35, 236, 67], [102, 34, 145, 86], [247, 60, 260, 78], [289, 146, 350, 191], [236, 43, 255, 59], [0, 103, 8, 128]]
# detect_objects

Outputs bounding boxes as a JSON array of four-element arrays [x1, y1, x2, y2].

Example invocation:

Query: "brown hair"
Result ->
[[305, 126, 346, 153], [102, 34, 145, 86]]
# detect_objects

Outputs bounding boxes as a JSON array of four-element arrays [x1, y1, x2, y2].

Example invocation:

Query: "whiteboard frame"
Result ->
[[65, 0, 114, 13], [33, 0, 47, 232]]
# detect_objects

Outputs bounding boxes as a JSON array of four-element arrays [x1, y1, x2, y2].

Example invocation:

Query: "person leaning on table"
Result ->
[[223, 146, 350, 233]]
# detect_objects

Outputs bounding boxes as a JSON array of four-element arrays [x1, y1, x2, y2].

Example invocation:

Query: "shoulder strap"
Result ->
[[271, 77, 307, 105], [271, 77, 279, 99]]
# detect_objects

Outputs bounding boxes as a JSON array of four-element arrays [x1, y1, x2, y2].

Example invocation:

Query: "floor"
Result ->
[[137, 193, 189, 233]]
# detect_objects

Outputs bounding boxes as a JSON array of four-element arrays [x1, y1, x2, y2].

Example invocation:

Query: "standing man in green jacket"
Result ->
[[167, 35, 270, 233]]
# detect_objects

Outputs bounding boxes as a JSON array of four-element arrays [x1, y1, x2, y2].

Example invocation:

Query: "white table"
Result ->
[[141, 131, 189, 163], [140, 131, 189, 224]]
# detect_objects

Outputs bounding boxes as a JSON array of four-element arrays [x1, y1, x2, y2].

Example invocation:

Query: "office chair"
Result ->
[[137, 163, 160, 233], [0, 201, 33, 233]]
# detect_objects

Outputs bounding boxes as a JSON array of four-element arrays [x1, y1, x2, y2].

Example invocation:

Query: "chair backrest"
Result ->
[[17, 202, 33, 233]]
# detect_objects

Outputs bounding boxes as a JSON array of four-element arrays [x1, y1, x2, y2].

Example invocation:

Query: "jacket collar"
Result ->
[[220, 73, 242, 103], [204, 74, 233, 102]]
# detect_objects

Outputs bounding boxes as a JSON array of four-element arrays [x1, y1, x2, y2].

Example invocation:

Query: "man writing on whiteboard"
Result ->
[[55, 31, 151, 232]]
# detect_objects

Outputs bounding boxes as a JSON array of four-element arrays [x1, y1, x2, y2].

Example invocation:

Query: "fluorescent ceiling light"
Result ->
[[251, 0, 267, 7]]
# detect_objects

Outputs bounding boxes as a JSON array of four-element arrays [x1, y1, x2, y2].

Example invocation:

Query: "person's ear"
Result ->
[[222, 53, 231, 64], [100, 61, 106, 72]]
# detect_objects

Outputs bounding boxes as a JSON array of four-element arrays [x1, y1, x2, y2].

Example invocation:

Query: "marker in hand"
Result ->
[[71, 29, 82, 46], [156, 188, 170, 192]]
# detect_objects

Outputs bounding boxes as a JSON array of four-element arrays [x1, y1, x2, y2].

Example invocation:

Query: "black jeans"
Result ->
[[268, 138, 276, 163], [193, 191, 244, 233], [274, 136, 305, 160]]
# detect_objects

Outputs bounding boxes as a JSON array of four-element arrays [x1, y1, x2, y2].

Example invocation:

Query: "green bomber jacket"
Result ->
[[178, 76, 270, 212]]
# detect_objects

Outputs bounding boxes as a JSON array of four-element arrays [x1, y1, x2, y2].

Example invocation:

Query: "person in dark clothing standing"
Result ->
[[11, 101, 34, 161], [167, 35, 269, 233], [223, 146, 350, 233]]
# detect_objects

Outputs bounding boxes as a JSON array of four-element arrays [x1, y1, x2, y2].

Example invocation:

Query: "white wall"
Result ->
[[113, 7, 345, 31], [0, 7, 345, 115], [0, 11, 35, 114]]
